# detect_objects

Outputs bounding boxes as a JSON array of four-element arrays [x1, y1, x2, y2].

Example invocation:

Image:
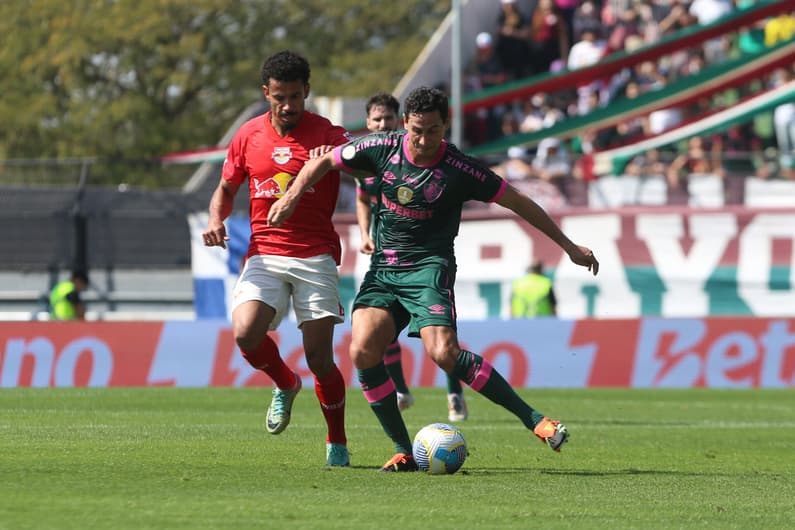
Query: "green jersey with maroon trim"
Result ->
[[334, 131, 507, 270]]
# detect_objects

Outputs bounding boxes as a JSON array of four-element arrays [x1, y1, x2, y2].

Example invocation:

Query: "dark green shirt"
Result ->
[[335, 131, 506, 270]]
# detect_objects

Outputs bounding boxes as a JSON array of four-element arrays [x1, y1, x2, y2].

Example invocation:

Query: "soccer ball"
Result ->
[[412, 422, 467, 475]]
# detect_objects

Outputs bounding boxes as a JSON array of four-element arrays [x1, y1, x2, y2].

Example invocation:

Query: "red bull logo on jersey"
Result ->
[[253, 172, 294, 198], [271, 147, 292, 164]]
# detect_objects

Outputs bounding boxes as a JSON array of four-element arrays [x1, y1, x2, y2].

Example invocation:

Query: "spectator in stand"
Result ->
[[689, 0, 734, 26], [464, 32, 507, 145], [764, 11, 795, 48], [689, 0, 734, 63], [554, 0, 579, 48], [490, 145, 535, 184], [495, 0, 532, 80], [532, 137, 572, 196], [602, 80, 649, 148], [666, 135, 720, 191], [528, 0, 570, 76], [658, 0, 697, 35], [568, 26, 607, 117], [713, 123, 766, 180], [624, 148, 667, 179], [519, 92, 566, 133], [772, 66, 795, 179], [572, 1, 602, 48]]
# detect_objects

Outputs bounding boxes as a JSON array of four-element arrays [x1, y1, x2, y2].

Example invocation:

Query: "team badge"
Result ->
[[397, 186, 413, 204], [424, 169, 446, 203], [272, 147, 292, 164]]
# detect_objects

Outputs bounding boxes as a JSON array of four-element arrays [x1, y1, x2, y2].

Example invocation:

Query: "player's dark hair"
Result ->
[[366, 92, 400, 116], [403, 86, 448, 121], [71, 269, 89, 284], [261, 50, 311, 86]]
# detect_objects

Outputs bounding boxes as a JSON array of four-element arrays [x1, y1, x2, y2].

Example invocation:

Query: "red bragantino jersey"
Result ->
[[223, 111, 351, 264]]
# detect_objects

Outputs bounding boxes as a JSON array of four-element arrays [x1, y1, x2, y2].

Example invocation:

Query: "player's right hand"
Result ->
[[359, 234, 375, 255], [203, 222, 229, 249], [568, 245, 599, 275]]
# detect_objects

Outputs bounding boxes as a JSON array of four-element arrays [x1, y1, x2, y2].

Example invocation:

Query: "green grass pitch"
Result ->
[[1, 387, 794, 529]]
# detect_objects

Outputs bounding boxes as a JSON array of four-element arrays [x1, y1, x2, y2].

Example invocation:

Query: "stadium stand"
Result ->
[[2, 0, 794, 321]]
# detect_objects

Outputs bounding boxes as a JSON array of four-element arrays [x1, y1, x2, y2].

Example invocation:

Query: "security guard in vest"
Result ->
[[49, 270, 88, 320], [511, 261, 556, 318]]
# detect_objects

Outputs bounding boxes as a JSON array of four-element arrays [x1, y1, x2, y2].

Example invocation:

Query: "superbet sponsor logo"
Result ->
[[632, 319, 795, 388]]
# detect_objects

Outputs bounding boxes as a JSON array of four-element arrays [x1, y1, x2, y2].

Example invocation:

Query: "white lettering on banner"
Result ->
[[738, 214, 795, 316], [456, 220, 533, 319], [454, 282, 491, 319], [557, 214, 640, 317], [54, 338, 112, 387], [456, 220, 532, 280], [2, 338, 54, 387], [637, 213, 737, 317], [148, 321, 226, 386], [760, 321, 795, 387]]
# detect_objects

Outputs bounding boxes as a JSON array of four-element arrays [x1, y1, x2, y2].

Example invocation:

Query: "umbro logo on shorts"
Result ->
[[428, 304, 446, 315]]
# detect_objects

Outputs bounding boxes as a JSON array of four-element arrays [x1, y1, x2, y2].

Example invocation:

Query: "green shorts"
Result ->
[[353, 263, 457, 338]]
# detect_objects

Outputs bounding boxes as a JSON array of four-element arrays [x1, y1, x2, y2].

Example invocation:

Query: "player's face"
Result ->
[[403, 111, 448, 163], [263, 79, 309, 132], [366, 105, 399, 132]]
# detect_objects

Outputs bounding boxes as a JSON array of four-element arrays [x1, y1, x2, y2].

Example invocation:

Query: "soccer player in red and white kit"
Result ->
[[203, 50, 351, 467]]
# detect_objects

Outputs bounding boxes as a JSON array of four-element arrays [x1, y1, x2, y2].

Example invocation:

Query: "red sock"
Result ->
[[315, 365, 347, 445], [241, 334, 296, 390]]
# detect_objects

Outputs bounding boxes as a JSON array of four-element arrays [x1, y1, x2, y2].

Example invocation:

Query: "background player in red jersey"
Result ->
[[202, 50, 350, 467], [358, 92, 468, 421], [269, 86, 598, 472]]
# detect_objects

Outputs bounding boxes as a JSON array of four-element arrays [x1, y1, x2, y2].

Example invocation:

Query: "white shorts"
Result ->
[[232, 254, 344, 329]]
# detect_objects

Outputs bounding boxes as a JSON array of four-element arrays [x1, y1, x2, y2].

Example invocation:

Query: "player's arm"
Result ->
[[203, 179, 240, 249], [268, 150, 339, 227], [355, 190, 375, 254], [496, 184, 599, 275]]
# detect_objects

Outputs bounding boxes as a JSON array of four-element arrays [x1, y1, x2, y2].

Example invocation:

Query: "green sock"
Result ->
[[446, 373, 463, 394], [358, 363, 413, 454], [452, 349, 545, 429], [383, 342, 410, 394]]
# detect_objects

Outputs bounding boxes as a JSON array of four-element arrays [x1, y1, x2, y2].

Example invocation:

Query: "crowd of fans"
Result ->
[[459, 0, 795, 207]]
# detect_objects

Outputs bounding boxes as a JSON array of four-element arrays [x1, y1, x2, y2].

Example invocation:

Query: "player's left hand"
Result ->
[[267, 197, 296, 227], [568, 245, 599, 275], [308, 145, 335, 158]]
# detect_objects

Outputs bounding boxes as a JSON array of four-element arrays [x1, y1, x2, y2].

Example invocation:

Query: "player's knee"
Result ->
[[427, 346, 458, 373], [233, 325, 260, 352], [305, 350, 333, 376]]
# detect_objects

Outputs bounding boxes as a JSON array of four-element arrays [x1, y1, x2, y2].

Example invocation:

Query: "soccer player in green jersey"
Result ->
[[359, 92, 469, 421], [269, 86, 599, 472]]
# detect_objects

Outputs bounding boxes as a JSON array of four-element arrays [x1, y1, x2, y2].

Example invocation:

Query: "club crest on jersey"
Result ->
[[272, 147, 292, 164], [424, 169, 446, 203], [397, 186, 413, 204]]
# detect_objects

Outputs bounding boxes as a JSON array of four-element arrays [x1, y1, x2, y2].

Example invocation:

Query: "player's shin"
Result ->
[[358, 363, 413, 454], [452, 349, 545, 429], [314, 364, 347, 445], [241, 334, 297, 390]]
